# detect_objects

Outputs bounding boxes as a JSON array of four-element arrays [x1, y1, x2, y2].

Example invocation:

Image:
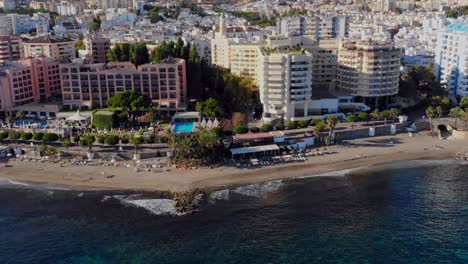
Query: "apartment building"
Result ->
[[278, 16, 349, 39], [0, 35, 23, 63], [0, 57, 60, 111], [23, 35, 76, 62], [257, 48, 314, 123], [230, 45, 261, 82], [59, 58, 187, 110], [84, 34, 111, 64], [337, 41, 401, 107], [435, 21, 468, 98]]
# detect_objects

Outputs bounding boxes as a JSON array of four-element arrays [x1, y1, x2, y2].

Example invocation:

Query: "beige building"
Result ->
[[23, 35, 76, 62], [337, 41, 401, 107]]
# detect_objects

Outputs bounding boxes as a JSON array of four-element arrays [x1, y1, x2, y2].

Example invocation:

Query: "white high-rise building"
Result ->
[[435, 21, 468, 98], [258, 48, 314, 123], [278, 16, 349, 39]]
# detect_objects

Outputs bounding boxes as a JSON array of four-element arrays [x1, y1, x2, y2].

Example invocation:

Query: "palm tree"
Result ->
[[79, 134, 96, 154], [326, 116, 340, 144], [426, 106, 436, 134], [313, 121, 325, 145], [388, 108, 401, 123], [15, 111, 25, 120], [370, 110, 381, 124], [131, 136, 144, 155], [61, 137, 72, 160], [5, 115, 14, 129], [449, 107, 462, 128]]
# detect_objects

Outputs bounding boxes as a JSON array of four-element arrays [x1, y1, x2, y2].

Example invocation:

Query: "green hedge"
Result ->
[[261, 123, 273, 132], [97, 135, 106, 144], [20, 132, 33, 140], [275, 123, 285, 130], [92, 111, 116, 130], [32, 132, 44, 140], [0, 131, 8, 139], [7, 131, 18, 140], [42, 133, 59, 142], [104, 135, 119, 145], [250, 127, 260, 133], [121, 134, 129, 144], [233, 125, 249, 134]]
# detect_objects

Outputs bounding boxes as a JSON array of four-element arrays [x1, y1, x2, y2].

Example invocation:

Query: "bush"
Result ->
[[32, 132, 44, 141], [20, 132, 33, 140], [211, 127, 223, 137], [42, 133, 59, 142], [97, 135, 106, 144], [310, 119, 322, 126], [121, 134, 129, 144], [158, 136, 168, 143], [358, 112, 369, 121], [0, 131, 9, 140], [72, 135, 80, 144], [7, 131, 18, 140], [250, 126, 260, 133], [275, 123, 285, 130], [298, 120, 309, 128], [261, 123, 273, 132], [233, 125, 249, 134], [104, 135, 120, 146], [287, 121, 298, 129]]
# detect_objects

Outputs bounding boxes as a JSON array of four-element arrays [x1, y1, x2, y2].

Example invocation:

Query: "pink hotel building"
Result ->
[[59, 58, 187, 110], [0, 57, 61, 112]]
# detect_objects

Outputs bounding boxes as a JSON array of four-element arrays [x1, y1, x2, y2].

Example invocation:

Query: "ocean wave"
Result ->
[[232, 180, 283, 198], [110, 194, 183, 216], [209, 189, 230, 202], [6, 179, 31, 186]]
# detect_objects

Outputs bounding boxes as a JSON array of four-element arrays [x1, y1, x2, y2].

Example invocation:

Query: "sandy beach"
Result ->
[[1, 133, 467, 192]]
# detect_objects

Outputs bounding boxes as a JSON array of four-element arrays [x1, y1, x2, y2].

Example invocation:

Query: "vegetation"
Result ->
[[398, 66, 445, 100], [42, 133, 59, 142], [107, 90, 151, 118], [250, 127, 260, 133], [196, 98, 223, 119], [0, 131, 9, 140], [426, 106, 443, 134], [104, 135, 120, 146], [233, 125, 249, 134], [169, 129, 225, 167], [326, 116, 340, 144], [92, 111, 117, 130], [287, 121, 298, 130], [107, 43, 149, 66], [20, 132, 33, 140], [261, 123, 273, 132], [313, 120, 326, 145], [145, 2, 205, 23], [231, 11, 276, 28], [346, 115, 358, 129], [275, 123, 285, 131], [131, 136, 144, 154], [298, 120, 309, 128], [80, 135, 96, 153], [446, 6, 468, 18], [358, 112, 369, 123], [89, 16, 101, 31], [39, 145, 57, 157], [32, 132, 44, 141]]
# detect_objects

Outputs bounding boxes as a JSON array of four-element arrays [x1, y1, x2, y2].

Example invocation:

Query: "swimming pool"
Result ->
[[14, 120, 48, 128], [173, 122, 195, 133]]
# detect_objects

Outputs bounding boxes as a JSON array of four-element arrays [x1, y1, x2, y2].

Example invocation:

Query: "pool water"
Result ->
[[173, 122, 195, 133], [14, 119, 48, 127]]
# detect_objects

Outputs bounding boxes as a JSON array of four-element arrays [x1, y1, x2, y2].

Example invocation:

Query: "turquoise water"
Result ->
[[0, 161, 467, 263], [14, 119, 48, 128], [173, 122, 195, 133]]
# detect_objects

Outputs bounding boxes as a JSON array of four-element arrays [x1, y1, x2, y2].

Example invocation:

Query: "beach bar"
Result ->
[[230, 144, 280, 158]]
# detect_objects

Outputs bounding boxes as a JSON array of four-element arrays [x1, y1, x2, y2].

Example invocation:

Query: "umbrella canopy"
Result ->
[[66, 110, 89, 121]]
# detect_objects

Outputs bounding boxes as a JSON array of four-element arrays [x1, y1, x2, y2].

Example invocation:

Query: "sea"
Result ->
[[0, 160, 467, 264]]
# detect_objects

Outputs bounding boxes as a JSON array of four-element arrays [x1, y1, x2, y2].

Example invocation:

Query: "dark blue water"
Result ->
[[1, 161, 468, 264]]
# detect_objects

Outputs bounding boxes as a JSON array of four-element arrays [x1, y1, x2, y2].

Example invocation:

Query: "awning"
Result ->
[[230, 144, 280, 156], [66, 110, 89, 121]]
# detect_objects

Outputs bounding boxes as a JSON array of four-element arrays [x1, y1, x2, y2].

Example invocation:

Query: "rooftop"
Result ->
[[447, 21, 468, 32], [25, 35, 74, 44]]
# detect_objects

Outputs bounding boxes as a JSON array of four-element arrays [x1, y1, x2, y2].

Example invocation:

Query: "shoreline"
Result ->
[[1, 134, 467, 192]]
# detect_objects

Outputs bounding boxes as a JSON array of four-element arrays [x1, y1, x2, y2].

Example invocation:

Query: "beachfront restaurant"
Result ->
[[230, 144, 280, 159]]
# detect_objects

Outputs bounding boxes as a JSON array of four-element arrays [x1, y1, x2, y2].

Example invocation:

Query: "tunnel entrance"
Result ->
[[437, 124, 451, 138]]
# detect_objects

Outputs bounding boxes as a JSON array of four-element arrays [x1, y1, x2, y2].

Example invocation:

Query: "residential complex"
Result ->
[[435, 21, 468, 98], [278, 16, 349, 39], [59, 58, 187, 110], [0, 57, 60, 111], [337, 41, 401, 107], [0, 35, 23, 63], [84, 34, 111, 64], [23, 36, 76, 63]]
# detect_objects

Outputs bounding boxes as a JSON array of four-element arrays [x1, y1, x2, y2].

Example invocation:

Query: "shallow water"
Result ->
[[0, 161, 467, 263]]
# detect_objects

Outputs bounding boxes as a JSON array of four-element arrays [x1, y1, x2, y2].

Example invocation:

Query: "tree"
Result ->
[[346, 115, 358, 129], [232, 112, 247, 127], [313, 120, 325, 145], [131, 136, 144, 154], [275, 123, 285, 130], [130, 95, 152, 112], [388, 108, 401, 123], [460, 97, 468, 111], [426, 106, 440, 134], [61, 137, 72, 160], [261, 123, 273, 132], [107, 43, 131, 62], [449, 107, 462, 128], [196, 98, 223, 119], [129, 43, 149, 66], [298, 120, 309, 128], [326, 116, 340, 142], [5, 115, 14, 128], [15, 111, 25, 120], [80, 135, 96, 153], [370, 110, 381, 123], [358, 112, 369, 124], [89, 16, 101, 31], [233, 125, 248, 134]]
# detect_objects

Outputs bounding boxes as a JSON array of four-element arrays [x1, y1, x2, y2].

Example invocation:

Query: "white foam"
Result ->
[[7, 179, 30, 186], [232, 180, 283, 198], [209, 189, 230, 202], [121, 198, 184, 216]]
